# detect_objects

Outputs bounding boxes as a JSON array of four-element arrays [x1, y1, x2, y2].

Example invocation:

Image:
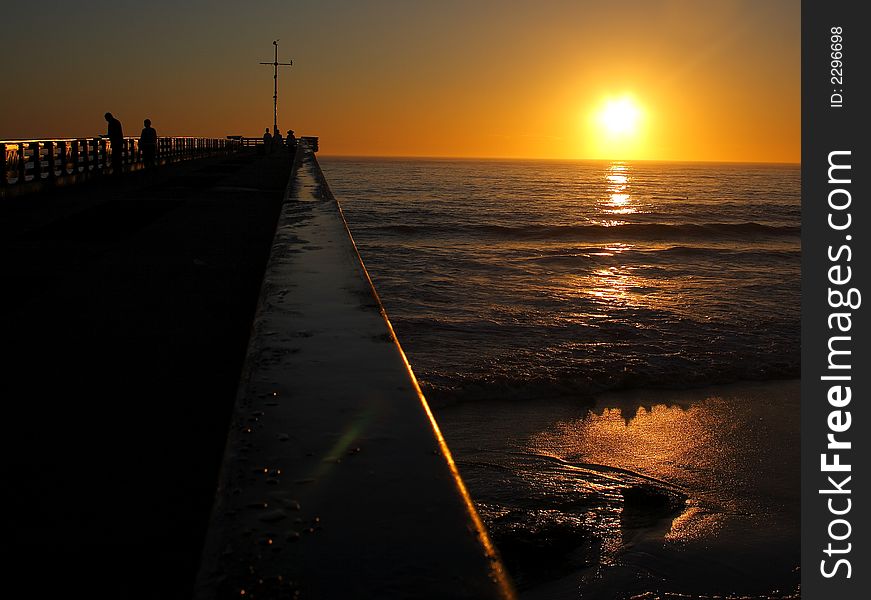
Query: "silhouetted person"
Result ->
[[140, 118, 158, 169], [286, 129, 297, 151], [274, 129, 283, 149], [263, 128, 272, 153], [105, 112, 124, 174]]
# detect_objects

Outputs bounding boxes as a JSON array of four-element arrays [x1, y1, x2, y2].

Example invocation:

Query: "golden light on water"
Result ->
[[528, 401, 724, 543], [610, 194, 630, 207], [604, 163, 635, 215], [586, 267, 636, 302], [525, 382, 800, 549]]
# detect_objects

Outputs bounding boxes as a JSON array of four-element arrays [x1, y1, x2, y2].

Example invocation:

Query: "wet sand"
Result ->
[[435, 379, 800, 599]]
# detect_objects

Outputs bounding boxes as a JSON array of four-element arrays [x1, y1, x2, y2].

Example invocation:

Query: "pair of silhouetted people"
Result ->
[[104, 113, 159, 173]]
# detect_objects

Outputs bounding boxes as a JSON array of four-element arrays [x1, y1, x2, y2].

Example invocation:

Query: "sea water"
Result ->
[[319, 157, 800, 599]]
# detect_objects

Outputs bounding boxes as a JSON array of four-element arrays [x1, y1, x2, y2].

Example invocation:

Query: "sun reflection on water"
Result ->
[[525, 383, 800, 549], [603, 162, 636, 216]]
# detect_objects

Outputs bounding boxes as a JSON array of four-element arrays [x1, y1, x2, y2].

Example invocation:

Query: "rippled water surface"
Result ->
[[321, 158, 800, 400]]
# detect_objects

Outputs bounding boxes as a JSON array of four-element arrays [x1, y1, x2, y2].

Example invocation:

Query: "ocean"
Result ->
[[319, 157, 801, 599]]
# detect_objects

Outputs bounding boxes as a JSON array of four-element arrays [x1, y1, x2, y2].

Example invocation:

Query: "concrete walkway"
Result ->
[[2, 145, 515, 599], [195, 146, 514, 599], [1, 150, 293, 599]]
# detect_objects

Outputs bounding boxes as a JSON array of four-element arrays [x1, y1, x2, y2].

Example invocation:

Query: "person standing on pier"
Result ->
[[139, 119, 158, 170], [105, 112, 124, 174], [263, 127, 272, 153], [274, 128, 283, 149], [286, 129, 297, 151]]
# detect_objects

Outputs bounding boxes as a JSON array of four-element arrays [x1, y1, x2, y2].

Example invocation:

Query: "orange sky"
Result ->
[[1, 0, 799, 162]]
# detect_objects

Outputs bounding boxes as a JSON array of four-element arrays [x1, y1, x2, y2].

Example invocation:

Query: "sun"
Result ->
[[597, 96, 642, 137], [581, 94, 648, 159]]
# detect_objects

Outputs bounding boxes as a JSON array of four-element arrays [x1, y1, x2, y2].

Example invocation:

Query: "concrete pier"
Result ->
[[195, 143, 514, 599], [2, 141, 514, 598], [1, 149, 292, 598]]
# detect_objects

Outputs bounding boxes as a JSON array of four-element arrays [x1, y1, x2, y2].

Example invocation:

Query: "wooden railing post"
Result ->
[[0, 143, 7, 186], [59, 141, 69, 177], [71, 140, 80, 174], [46, 141, 56, 179], [84, 139, 92, 173], [18, 144, 26, 183], [100, 138, 108, 172], [31, 141, 42, 181]]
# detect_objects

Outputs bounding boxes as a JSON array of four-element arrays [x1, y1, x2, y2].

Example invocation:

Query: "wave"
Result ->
[[419, 356, 801, 406], [529, 245, 801, 265], [370, 221, 800, 241]]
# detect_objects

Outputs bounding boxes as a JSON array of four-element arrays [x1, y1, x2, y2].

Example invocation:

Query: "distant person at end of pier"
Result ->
[[139, 118, 158, 169], [286, 129, 297, 151], [263, 128, 273, 153], [105, 112, 124, 174]]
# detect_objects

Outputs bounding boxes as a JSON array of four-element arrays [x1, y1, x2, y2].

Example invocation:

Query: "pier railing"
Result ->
[[227, 135, 319, 152], [0, 136, 240, 196]]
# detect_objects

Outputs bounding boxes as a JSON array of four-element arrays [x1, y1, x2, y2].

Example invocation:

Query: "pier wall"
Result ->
[[195, 141, 515, 598], [2, 147, 295, 597]]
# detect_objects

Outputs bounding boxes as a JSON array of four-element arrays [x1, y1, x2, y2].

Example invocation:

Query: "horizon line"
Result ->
[[0, 134, 800, 167], [317, 153, 801, 166]]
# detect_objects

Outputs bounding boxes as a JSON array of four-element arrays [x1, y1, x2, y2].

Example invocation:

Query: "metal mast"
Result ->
[[260, 40, 293, 135]]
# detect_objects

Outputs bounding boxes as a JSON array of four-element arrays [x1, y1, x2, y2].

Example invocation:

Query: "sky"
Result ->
[[0, 0, 800, 162]]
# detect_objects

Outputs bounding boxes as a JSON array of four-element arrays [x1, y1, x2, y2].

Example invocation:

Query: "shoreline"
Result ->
[[435, 378, 800, 599]]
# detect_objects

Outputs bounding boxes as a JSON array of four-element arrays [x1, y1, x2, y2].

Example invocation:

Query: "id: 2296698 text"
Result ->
[[830, 26, 844, 108]]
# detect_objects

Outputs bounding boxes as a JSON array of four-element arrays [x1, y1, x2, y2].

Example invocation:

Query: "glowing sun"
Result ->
[[596, 97, 643, 137]]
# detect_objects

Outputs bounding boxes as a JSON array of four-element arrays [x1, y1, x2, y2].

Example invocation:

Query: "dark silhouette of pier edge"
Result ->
[[1, 135, 513, 599], [1, 141, 294, 598]]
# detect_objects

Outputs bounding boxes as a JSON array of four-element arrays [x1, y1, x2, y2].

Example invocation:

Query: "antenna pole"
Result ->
[[272, 41, 278, 134], [260, 40, 293, 136]]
